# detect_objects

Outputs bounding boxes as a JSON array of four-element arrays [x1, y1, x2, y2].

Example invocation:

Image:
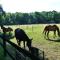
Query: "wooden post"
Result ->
[[3, 33, 6, 56], [43, 51, 45, 60]]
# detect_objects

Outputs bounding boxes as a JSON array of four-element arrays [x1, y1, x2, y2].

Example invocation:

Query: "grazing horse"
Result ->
[[15, 28, 32, 49], [1, 25, 13, 33], [43, 25, 60, 39]]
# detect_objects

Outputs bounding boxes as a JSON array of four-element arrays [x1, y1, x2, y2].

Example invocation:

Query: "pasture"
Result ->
[[1, 24, 60, 60]]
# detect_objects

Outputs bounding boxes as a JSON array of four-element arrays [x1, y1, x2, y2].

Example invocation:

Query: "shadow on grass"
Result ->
[[46, 38, 60, 42]]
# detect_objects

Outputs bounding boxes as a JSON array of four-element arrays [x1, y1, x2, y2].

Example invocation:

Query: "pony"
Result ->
[[43, 25, 60, 39], [15, 28, 32, 50]]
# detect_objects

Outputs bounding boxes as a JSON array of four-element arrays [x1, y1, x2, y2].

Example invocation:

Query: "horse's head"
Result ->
[[0, 25, 4, 29], [27, 38, 33, 48], [55, 26, 60, 37]]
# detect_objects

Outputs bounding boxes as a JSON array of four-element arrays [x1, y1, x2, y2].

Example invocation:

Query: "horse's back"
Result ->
[[15, 28, 29, 40], [8, 27, 13, 31], [44, 25, 51, 30], [44, 25, 58, 31]]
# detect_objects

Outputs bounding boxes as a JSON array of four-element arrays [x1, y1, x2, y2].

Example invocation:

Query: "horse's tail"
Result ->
[[57, 30, 60, 37]]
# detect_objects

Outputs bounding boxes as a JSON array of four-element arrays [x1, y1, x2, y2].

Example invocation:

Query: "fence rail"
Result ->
[[0, 34, 45, 60]]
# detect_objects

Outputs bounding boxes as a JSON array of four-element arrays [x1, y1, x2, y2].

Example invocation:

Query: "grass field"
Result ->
[[1, 24, 60, 60]]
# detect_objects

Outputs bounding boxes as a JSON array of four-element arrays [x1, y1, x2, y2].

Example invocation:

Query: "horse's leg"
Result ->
[[9, 31, 11, 35], [16, 39, 19, 45], [45, 31, 46, 36], [17, 40, 21, 46], [16, 39, 20, 46], [57, 30, 60, 37], [44, 31, 46, 39], [54, 31, 56, 38], [47, 31, 49, 39], [23, 41, 25, 49], [45, 31, 48, 38]]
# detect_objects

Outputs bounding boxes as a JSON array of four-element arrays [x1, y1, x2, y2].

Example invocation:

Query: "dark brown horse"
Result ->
[[1, 25, 13, 33], [0, 25, 13, 40], [43, 25, 60, 39], [15, 28, 32, 50]]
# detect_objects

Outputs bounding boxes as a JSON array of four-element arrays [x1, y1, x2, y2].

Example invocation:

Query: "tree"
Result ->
[[0, 5, 6, 25]]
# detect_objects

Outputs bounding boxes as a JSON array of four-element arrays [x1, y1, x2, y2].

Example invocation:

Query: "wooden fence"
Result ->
[[0, 33, 45, 60]]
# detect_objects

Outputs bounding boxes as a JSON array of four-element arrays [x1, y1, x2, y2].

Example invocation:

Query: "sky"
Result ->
[[0, 0, 60, 13]]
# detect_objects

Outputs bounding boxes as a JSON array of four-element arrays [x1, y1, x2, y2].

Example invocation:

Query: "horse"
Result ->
[[15, 28, 32, 50], [0, 25, 13, 40], [1, 25, 13, 33], [43, 25, 60, 39]]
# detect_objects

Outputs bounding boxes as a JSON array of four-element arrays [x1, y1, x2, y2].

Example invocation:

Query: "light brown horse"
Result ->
[[43, 25, 60, 39]]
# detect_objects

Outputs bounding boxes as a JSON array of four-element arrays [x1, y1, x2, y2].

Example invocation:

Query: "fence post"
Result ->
[[3, 33, 6, 56], [43, 51, 45, 60]]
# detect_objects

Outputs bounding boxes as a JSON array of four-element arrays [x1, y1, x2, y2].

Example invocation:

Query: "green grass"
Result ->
[[1, 24, 60, 60]]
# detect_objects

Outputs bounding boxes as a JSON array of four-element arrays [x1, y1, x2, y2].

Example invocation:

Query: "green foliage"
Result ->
[[0, 5, 60, 25]]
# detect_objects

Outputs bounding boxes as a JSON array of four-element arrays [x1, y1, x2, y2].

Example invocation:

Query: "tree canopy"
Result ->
[[0, 6, 60, 25]]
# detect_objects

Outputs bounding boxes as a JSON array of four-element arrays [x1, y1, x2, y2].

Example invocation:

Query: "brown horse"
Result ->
[[43, 25, 60, 39], [1, 25, 13, 33]]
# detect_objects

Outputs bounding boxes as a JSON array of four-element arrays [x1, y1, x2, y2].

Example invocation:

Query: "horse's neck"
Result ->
[[1, 26, 5, 29]]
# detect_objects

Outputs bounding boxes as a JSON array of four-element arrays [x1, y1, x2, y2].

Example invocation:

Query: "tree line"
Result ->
[[0, 10, 60, 25]]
